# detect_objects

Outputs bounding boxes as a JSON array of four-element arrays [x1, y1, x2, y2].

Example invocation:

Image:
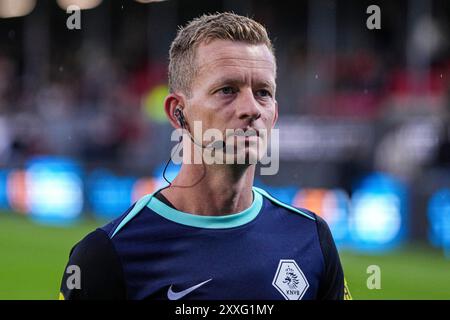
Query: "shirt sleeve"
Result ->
[[314, 214, 348, 300], [59, 228, 127, 300]]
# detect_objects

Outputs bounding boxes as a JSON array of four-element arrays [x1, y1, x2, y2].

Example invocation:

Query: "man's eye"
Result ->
[[256, 89, 272, 98], [218, 87, 236, 95]]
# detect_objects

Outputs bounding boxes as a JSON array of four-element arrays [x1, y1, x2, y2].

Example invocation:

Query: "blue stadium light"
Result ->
[[87, 169, 136, 220], [322, 189, 350, 247], [153, 162, 181, 189], [428, 189, 450, 258], [349, 173, 408, 252], [253, 179, 298, 204], [0, 170, 9, 210], [26, 157, 83, 225]]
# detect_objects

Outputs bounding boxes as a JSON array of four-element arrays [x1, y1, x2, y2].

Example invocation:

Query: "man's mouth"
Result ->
[[230, 128, 260, 138]]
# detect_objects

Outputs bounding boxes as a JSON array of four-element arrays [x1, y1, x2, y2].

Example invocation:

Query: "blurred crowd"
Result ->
[[0, 49, 170, 172]]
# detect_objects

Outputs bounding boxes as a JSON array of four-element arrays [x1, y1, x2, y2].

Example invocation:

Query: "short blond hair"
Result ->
[[168, 12, 275, 96]]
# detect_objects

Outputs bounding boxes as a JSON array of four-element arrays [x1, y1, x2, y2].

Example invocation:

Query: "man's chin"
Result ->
[[224, 146, 262, 165]]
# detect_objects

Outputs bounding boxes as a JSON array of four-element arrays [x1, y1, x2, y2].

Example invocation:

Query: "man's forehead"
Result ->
[[196, 40, 276, 73]]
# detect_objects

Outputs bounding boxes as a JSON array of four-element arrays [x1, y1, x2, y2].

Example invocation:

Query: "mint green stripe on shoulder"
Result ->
[[110, 193, 155, 238], [252, 186, 316, 221]]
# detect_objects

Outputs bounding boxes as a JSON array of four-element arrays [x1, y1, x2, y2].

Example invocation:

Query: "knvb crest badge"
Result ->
[[272, 259, 309, 300]]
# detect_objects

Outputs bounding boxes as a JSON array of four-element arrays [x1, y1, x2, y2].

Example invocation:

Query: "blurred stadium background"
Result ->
[[1, 0, 450, 299]]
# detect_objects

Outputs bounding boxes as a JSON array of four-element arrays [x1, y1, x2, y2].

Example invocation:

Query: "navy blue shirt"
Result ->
[[59, 187, 346, 300]]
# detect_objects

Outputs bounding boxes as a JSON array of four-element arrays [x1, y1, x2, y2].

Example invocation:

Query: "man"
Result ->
[[59, 12, 350, 300]]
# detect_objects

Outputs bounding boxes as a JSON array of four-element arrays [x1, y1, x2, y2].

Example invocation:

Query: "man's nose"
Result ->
[[236, 88, 262, 121]]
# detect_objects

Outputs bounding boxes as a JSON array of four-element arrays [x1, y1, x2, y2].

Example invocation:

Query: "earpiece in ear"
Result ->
[[174, 106, 186, 128]]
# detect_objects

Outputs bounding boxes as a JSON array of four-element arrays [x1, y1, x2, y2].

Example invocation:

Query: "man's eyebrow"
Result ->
[[209, 77, 245, 88], [257, 79, 276, 91], [209, 77, 276, 91]]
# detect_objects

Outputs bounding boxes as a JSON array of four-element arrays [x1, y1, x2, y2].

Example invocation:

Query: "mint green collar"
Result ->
[[146, 188, 263, 229]]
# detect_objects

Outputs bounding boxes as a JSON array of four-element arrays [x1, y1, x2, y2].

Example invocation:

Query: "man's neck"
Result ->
[[160, 164, 255, 216]]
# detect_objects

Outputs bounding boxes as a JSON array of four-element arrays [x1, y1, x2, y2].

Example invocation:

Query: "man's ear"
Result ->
[[164, 93, 185, 129]]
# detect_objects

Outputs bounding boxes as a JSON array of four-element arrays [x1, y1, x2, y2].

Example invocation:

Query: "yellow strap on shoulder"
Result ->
[[344, 278, 352, 300]]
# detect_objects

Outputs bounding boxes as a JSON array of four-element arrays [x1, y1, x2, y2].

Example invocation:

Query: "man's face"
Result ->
[[185, 39, 278, 164]]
